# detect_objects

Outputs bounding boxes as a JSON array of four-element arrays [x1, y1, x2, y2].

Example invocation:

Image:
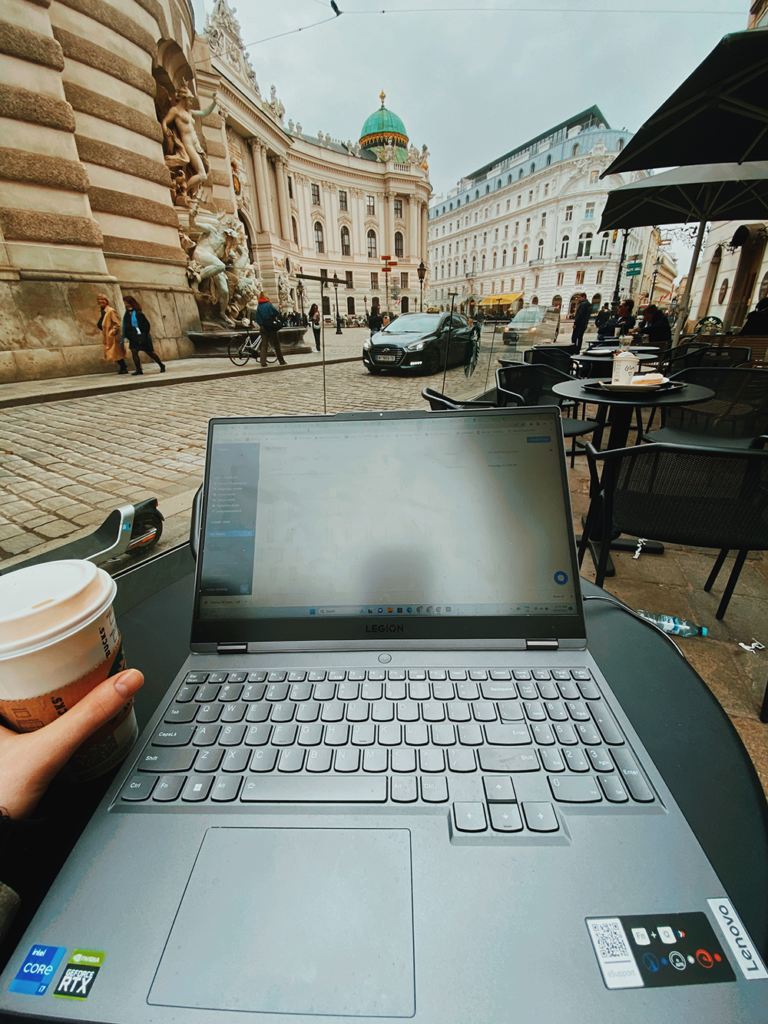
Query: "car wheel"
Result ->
[[424, 349, 441, 375]]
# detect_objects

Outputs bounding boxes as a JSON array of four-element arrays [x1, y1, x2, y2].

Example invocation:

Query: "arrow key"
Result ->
[[489, 804, 523, 832], [483, 776, 516, 803], [522, 801, 559, 833], [453, 802, 487, 832]]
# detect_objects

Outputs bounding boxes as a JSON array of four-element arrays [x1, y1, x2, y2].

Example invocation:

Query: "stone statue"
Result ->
[[325, 133, 333, 147], [296, 122, 302, 136], [408, 143, 421, 167], [160, 86, 217, 199], [420, 144, 430, 170], [187, 212, 261, 326], [276, 271, 291, 308], [383, 136, 395, 162], [318, 130, 324, 142], [353, 142, 361, 157], [288, 119, 294, 133], [267, 85, 285, 120]]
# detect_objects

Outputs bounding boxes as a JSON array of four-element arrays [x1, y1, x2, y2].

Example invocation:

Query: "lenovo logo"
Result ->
[[366, 623, 404, 633]]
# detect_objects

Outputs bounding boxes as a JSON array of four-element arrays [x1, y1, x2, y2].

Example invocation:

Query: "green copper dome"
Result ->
[[360, 91, 408, 150]]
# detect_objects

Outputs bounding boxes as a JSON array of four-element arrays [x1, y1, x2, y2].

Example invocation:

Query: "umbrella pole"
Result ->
[[672, 218, 707, 346]]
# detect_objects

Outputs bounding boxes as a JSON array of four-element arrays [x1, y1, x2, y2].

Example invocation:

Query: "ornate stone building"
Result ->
[[0, 0, 431, 382], [427, 107, 657, 318]]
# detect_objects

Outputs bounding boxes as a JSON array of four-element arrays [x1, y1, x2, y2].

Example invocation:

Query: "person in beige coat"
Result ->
[[97, 294, 128, 374]]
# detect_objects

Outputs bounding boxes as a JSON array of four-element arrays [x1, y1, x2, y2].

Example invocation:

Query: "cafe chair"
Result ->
[[658, 340, 711, 376], [527, 345, 574, 375], [578, 441, 768, 619], [698, 345, 752, 369], [421, 387, 497, 411], [641, 367, 768, 448], [495, 364, 599, 466]]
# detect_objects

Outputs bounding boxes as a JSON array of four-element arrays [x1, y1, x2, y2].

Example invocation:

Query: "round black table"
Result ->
[[552, 377, 714, 450]]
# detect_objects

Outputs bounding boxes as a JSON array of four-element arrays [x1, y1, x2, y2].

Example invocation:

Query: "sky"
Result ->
[[194, 0, 748, 277]]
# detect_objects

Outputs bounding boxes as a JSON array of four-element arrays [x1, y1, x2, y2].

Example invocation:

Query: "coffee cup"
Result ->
[[0, 560, 138, 782]]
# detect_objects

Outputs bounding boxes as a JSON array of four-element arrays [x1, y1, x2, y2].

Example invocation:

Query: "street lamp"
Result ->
[[648, 257, 662, 304], [417, 260, 426, 312], [332, 273, 342, 335], [296, 280, 305, 326]]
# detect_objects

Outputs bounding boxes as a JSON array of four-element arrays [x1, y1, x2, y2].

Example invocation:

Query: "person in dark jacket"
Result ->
[[571, 293, 591, 351], [254, 292, 287, 367], [308, 303, 321, 351], [121, 296, 165, 375], [594, 303, 611, 330], [632, 304, 672, 345], [739, 296, 768, 336], [369, 308, 383, 334], [594, 299, 636, 342]]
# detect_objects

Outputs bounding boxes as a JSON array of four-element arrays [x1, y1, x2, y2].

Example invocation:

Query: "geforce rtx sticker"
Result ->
[[53, 949, 105, 1000]]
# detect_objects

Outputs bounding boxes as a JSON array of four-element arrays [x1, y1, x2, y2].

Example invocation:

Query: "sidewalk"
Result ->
[[0, 328, 369, 409]]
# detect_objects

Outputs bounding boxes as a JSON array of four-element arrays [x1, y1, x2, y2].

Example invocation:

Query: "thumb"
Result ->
[[28, 669, 144, 776]]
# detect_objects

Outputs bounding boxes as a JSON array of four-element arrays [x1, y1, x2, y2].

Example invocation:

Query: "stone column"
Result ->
[[249, 139, 271, 236], [259, 145, 277, 235], [383, 192, 393, 259], [420, 202, 428, 261], [408, 196, 418, 259], [275, 158, 291, 241]]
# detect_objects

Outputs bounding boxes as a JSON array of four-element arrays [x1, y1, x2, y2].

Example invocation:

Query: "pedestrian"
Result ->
[[571, 292, 591, 352], [308, 303, 321, 351], [632, 303, 672, 345], [739, 296, 768, 336], [594, 303, 611, 330], [97, 294, 128, 375], [369, 307, 383, 334], [594, 299, 636, 342], [254, 291, 287, 367], [121, 296, 165, 375]]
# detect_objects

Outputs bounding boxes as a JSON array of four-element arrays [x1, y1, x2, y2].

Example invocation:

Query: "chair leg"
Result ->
[[716, 549, 748, 620], [704, 549, 729, 592]]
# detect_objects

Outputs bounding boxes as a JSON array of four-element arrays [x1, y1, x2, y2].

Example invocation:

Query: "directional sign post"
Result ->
[[381, 255, 397, 315], [626, 260, 643, 278]]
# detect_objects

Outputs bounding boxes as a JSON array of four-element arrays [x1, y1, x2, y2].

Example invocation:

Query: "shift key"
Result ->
[[137, 747, 197, 772], [152, 725, 194, 746]]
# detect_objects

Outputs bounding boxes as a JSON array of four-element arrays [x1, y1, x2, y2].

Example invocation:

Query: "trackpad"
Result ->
[[149, 828, 415, 1017]]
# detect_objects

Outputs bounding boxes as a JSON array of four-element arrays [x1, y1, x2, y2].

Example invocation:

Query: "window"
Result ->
[[577, 232, 592, 257], [514, 221, 519, 235], [565, 206, 573, 222], [528, 191, 533, 203], [447, 263, 451, 277], [343, 271, 353, 289], [509, 278, 514, 291], [371, 272, 379, 289], [504, 224, 509, 238], [589, 171, 598, 184], [292, 217, 299, 245], [537, 238, 544, 259], [560, 235, 569, 258], [508, 175, 512, 185], [311, 183, 320, 205], [472, 256, 476, 272], [496, 204, 500, 215], [572, 144, 580, 157], [523, 244, 528, 262], [519, 168, 523, 179], [322, 295, 331, 315], [338, 190, 347, 210], [520, 275, 525, 291], [340, 225, 351, 256], [600, 231, 609, 255], [441, 245, 445, 257], [512, 246, 517, 265], [541, 213, 547, 228], [530, 163, 535, 174], [596, 270, 603, 284], [506, 199, 511, 211], [288, 176, 293, 199], [463, 259, 467, 274], [502, 250, 507, 267], [483, 232, 487, 244], [394, 198, 403, 218], [474, 212, 478, 223], [525, 218, 530, 232], [473, 235, 477, 247], [401, 296, 409, 312], [575, 270, 585, 284], [481, 255, 486, 270], [347, 296, 355, 314], [480, 283, 484, 294], [494, 228, 499, 241], [546, 155, 551, 166], [367, 229, 377, 258], [448, 243, 452, 256], [585, 203, 595, 219], [314, 221, 324, 253], [534, 275, 539, 289], [618, 138, 624, 151], [718, 278, 729, 304], [395, 231, 404, 258], [492, 252, 497, 269], [475, 190, 479, 199], [400, 272, 408, 289], [366, 195, 375, 215], [544, 183, 549, 196], [556, 272, 564, 287], [517, 195, 521, 207]]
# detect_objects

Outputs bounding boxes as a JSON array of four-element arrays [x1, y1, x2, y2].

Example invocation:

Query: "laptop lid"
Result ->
[[190, 407, 586, 650]]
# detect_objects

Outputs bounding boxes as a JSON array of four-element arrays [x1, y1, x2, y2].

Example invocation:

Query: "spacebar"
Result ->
[[240, 776, 388, 802]]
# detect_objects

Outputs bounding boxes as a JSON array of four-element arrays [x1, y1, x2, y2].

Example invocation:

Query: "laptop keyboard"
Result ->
[[119, 667, 655, 835]]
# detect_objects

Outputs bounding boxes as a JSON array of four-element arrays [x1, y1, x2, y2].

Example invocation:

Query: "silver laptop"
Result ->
[[1, 407, 766, 1023]]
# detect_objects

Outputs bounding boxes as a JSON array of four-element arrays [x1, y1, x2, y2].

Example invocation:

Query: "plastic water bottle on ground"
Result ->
[[636, 610, 707, 637]]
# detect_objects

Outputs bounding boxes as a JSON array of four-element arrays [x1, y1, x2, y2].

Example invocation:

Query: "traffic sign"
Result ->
[[626, 260, 642, 277]]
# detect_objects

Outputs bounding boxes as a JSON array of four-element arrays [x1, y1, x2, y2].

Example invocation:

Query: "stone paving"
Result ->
[[0, 356, 766, 797]]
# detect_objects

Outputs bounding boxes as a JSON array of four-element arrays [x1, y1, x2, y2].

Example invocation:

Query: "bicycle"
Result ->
[[228, 329, 278, 366]]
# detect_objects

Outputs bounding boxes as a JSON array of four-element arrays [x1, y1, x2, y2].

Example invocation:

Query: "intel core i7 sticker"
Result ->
[[9, 945, 67, 996], [53, 949, 105, 1000]]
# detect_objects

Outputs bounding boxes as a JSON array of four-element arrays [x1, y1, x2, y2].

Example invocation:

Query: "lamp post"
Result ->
[[417, 259, 426, 312], [332, 273, 342, 335], [296, 280, 305, 326], [611, 228, 630, 313], [648, 257, 662, 304]]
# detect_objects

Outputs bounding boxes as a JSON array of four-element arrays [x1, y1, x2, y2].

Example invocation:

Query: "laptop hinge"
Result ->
[[217, 642, 248, 654], [526, 639, 559, 650]]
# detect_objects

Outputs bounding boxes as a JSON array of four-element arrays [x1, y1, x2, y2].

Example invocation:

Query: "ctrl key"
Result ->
[[121, 774, 156, 801]]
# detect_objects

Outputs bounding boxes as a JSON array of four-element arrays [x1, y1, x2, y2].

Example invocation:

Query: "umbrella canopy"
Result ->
[[601, 28, 768, 177], [598, 162, 768, 232]]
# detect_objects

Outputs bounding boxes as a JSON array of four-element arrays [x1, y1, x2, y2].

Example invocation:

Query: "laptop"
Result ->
[[1, 406, 766, 1023]]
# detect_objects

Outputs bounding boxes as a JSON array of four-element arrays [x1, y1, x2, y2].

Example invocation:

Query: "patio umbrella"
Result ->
[[598, 161, 768, 340], [601, 28, 768, 177]]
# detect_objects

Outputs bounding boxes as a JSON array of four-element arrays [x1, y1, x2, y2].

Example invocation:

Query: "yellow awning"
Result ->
[[478, 292, 522, 306]]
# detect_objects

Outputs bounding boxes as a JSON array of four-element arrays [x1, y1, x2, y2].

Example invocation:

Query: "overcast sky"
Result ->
[[195, 0, 747, 275]]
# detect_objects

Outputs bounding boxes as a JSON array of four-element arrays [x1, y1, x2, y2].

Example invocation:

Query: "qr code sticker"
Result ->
[[591, 919, 630, 961], [586, 918, 643, 989]]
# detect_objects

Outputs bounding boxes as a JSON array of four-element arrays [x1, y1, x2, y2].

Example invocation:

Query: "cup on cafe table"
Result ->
[[0, 560, 138, 782]]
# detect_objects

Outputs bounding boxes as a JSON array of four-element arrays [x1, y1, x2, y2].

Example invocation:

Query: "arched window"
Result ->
[[463, 259, 467, 275], [718, 278, 729, 304], [472, 256, 476, 272], [560, 235, 569, 258], [394, 231, 404, 258], [523, 244, 528, 262], [441, 264, 445, 279], [519, 168, 524, 179], [599, 231, 609, 255], [546, 154, 552, 166], [531, 295, 539, 305], [537, 238, 544, 259], [497, 179, 502, 189], [292, 217, 299, 246], [530, 163, 535, 174], [502, 249, 507, 267], [475, 190, 479, 199], [617, 138, 624, 151], [512, 246, 517, 265], [552, 294, 562, 308], [486, 184, 490, 194], [447, 263, 451, 277], [367, 229, 377, 259], [481, 254, 486, 270], [492, 252, 497, 269], [591, 293, 601, 311], [455, 261, 459, 276], [314, 221, 324, 254], [572, 144, 580, 157], [508, 174, 512, 184], [577, 232, 592, 257], [340, 225, 350, 256], [449, 202, 453, 210], [483, 231, 487, 245]]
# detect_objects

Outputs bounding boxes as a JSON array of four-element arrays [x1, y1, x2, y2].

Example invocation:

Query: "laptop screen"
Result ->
[[191, 408, 585, 645]]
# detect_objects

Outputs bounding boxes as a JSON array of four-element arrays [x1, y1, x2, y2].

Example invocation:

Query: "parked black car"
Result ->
[[362, 312, 474, 375]]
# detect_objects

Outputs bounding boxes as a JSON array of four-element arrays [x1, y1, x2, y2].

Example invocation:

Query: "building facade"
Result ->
[[427, 107, 659, 318], [0, 0, 431, 382]]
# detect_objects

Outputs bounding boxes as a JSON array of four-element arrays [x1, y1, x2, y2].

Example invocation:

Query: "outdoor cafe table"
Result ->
[[552, 377, 715, 573], [572, 348, 660, 377]]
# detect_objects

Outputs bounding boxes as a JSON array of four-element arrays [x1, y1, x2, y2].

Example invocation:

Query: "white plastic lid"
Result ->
[[0, 560, 116, 658]]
